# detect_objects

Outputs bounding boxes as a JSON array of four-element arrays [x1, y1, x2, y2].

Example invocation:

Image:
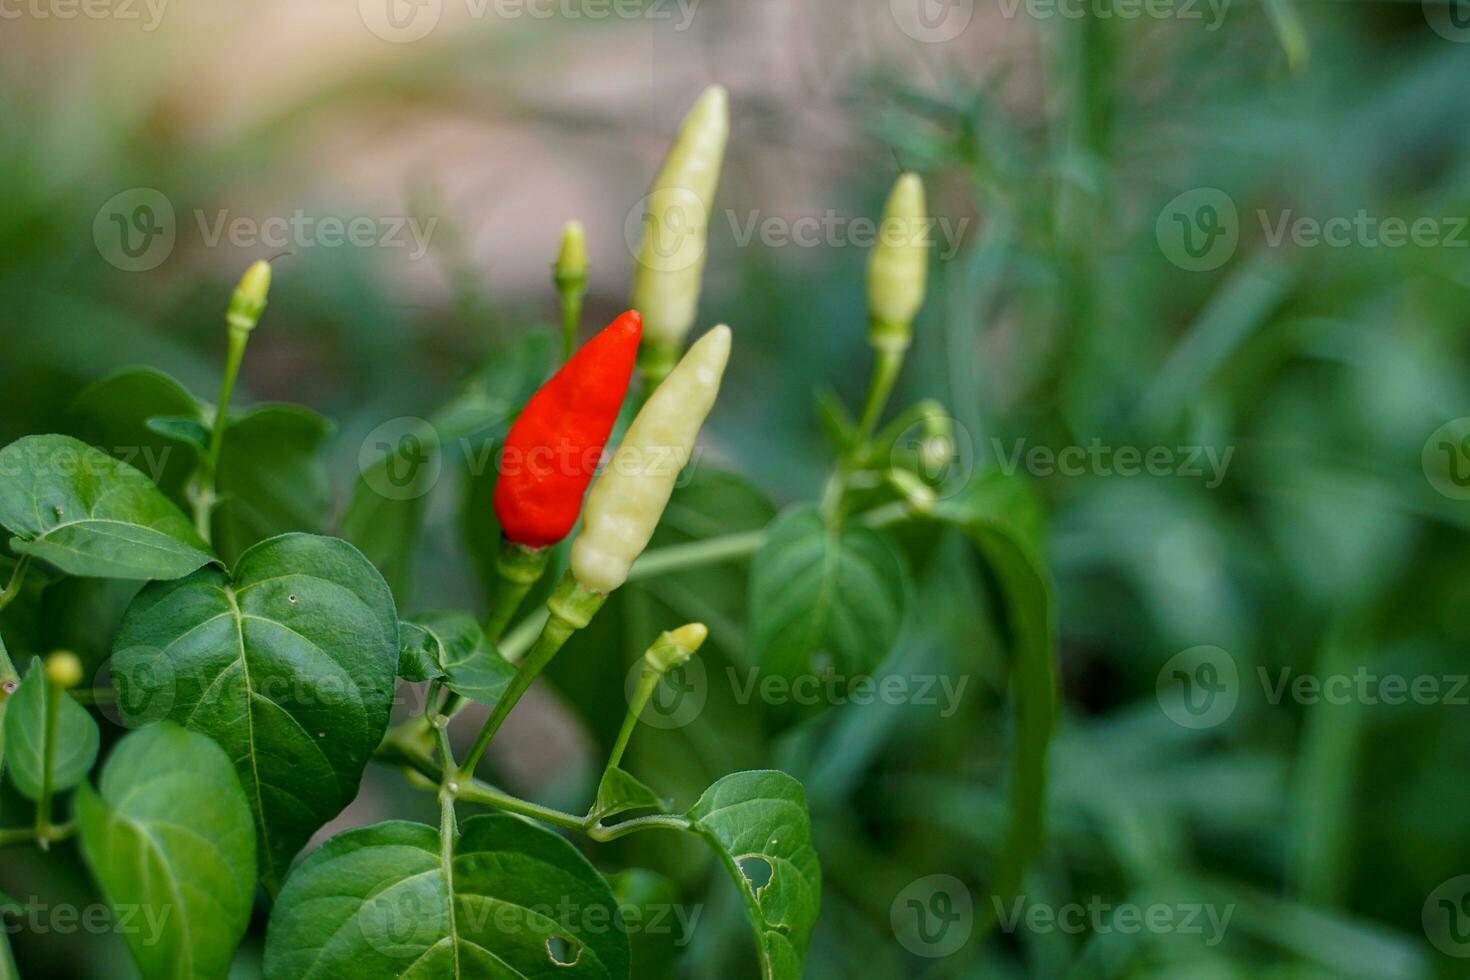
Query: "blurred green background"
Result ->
[[3, 1, 1470, 977]]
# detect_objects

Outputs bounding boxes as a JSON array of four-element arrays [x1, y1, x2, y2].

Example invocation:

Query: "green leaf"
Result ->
[[112, 533, 399, 890], [213, 404, 333, 566], [0, 435, 215, 581], [936, 469, 1056, 900], [70, 368, 203, 503], [686, 771, 820, 980], [2, 657, 100, 800], [146, 415, 210, 456], [77, 722, 257, 980], [264, 814, 631, 980], [607, 871, 681, 980], [749, 505, 908, 728], [589, 767, 668, 824], [398, 610, 515, 705]]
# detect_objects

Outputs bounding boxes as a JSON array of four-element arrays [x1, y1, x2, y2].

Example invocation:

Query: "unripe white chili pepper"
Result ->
[[866, 172, 928, 353], [631, 86, 729, 385], [572, 324, 732, 593]]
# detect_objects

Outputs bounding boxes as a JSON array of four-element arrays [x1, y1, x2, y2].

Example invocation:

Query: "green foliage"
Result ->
[[750, 505, 909, 729], [398, 610, 515, 703], [1, 657, 98, 800], [111, 533, 399, 890], [686, 771, 821, 980], [263, 815, 630, 979], [77, 723, 257, 980], [0, 435, 214, 580]]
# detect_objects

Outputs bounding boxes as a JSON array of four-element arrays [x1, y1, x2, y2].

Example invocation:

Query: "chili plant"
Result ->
[[0, 87, 1055, 980]]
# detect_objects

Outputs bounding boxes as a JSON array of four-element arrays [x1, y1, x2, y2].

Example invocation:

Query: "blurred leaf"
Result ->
[[608, 870, 682, 980], [937, 470, 1056, 902], [687, 771, 820, 980], [77, 722, 256, 980], [264, 815, 630, 980], [0, 434, 214, 581], [213, 404, 333, 565], [113, 533, 398, 891], [2, 656, 99, 801], [749, 505, 908, 729], [69, 368, 201, 503]]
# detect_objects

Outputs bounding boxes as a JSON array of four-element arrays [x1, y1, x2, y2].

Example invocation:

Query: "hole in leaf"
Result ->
[[287, 594, 298, 604], [738, 856, 774, 897], [546, 935, 582, 967]]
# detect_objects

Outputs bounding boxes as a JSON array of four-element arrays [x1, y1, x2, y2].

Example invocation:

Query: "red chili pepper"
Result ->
[[494, 310, 642, 547]]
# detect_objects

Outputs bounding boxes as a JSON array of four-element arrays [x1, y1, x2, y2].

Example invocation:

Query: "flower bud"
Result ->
[[554, 220, 588, 289], [227, 260, 272, 334], [645, 623, 709, 674], [44, 651, 83, 690], [866, 173, 928, 352]]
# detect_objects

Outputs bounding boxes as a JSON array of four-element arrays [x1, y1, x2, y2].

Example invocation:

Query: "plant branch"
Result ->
[[0, 557, 31, 617]]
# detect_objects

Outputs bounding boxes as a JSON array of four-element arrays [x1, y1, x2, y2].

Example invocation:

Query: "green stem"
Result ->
[[626, 529, 766, 582], [193, 326, 250, 542], [605, 664, 660, 775], [457, 782, 586, 831], [852, 347, 905, 450], [629, 502, 914, 581], [457, 612, 579, 780], [483, 542, 549, 643], [34, 678, 60, 847], [0, 557, 31, 616], [558, 285, 584, 363], [587, 813, 693, 842]]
